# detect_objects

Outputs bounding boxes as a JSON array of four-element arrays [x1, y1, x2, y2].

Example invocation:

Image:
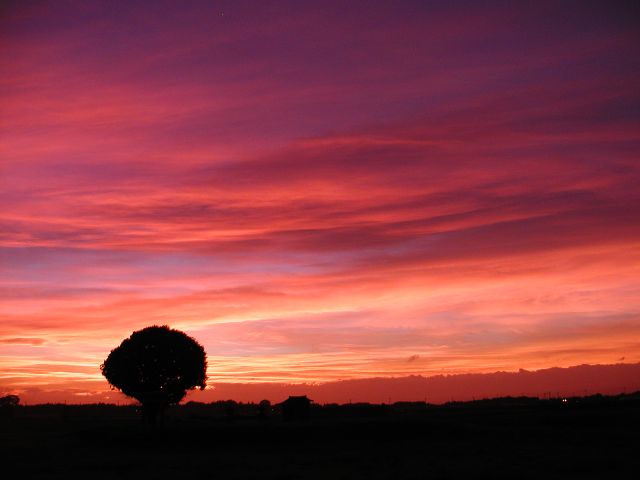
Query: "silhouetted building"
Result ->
[[281, 395, 311, 421]]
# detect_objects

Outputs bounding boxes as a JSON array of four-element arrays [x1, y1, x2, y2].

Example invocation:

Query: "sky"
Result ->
[[1, 0, 639, 404]]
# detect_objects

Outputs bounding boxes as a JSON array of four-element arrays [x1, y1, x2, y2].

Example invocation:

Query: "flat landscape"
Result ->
[[2, 395, 638, 479]]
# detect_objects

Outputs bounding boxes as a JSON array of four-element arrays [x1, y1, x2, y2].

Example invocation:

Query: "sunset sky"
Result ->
[[1, 1, 639, 404]]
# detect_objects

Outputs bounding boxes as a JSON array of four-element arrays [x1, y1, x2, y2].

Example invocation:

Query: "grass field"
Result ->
[[1, 397, 638, 479]]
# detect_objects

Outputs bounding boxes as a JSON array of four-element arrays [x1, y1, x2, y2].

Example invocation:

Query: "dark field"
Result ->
[[1, 396, 638, 479]]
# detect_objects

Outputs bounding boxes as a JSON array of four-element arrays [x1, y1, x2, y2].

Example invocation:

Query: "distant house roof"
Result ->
[[281, 395, 312, 405], [280, 395, 312, 420]]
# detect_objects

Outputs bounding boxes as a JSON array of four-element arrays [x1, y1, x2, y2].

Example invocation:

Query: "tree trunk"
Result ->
[[143, 402, 165, 429]]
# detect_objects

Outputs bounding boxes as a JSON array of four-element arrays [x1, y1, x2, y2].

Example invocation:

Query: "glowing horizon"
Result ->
[[1, 1, 639, 404]]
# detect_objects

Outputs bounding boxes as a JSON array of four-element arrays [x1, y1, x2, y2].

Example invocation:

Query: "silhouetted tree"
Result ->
[[259, 399, 271, 419], [0, 394, 19, 419], [223, 399, 237, 419], [0, 395, 19, 407], [101, 325, 207, 426]]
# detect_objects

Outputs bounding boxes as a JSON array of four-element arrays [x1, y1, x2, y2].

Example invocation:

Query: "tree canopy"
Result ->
[[101, 325, 207, 408]]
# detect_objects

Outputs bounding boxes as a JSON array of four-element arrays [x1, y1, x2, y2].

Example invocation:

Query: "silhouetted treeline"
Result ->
[[4, 391, 639, 424]]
